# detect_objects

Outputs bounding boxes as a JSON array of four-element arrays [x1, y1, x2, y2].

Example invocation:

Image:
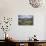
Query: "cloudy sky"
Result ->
[[18, 15, 33, 19]]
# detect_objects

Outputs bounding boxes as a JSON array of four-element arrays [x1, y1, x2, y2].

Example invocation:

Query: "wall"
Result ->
[[0, 0, 46, 40], [44, 15, 46, 40]]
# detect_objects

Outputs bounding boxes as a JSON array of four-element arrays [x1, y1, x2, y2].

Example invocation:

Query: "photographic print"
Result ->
[[18, 15, 33, 25]]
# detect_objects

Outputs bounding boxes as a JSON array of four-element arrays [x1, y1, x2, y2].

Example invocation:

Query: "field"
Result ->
[[18, 18, 33, 25]]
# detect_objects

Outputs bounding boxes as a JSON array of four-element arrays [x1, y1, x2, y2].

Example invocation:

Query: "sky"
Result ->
[[18, 15, 33, 19]]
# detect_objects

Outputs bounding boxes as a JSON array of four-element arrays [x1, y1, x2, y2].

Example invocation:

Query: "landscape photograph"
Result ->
[[18, 15, 33, 25]]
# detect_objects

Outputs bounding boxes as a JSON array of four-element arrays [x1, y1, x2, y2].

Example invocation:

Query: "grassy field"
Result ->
[[18, 18, 33, 25]]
